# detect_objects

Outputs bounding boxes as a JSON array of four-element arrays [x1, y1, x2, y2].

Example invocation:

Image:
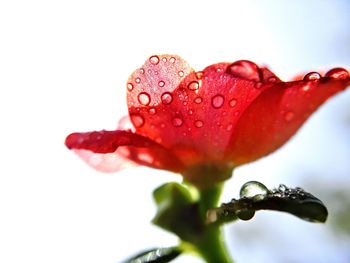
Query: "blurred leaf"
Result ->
[[208, 181, 328, 224], [123, 247, 182, 263]]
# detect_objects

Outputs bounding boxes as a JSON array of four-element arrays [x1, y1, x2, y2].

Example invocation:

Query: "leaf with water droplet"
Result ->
[[207, 181, 328, 224], [123, 247, 182, 263]]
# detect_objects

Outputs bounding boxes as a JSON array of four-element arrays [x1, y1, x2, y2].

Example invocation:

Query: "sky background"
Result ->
[[1, 0, 350, 262]]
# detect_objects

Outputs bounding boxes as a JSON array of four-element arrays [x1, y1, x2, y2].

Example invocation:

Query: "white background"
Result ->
[[1, 0, 350, 262]]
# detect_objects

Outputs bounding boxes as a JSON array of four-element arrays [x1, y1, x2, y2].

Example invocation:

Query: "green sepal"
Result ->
[[152, 182, 203, 241]]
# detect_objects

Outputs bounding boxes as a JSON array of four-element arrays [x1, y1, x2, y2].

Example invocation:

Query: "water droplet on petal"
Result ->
[[194, 120, 203, 128], [196, 71, 204, 79], [229, 99, 237, 108], [254, 82, 262, 89], [158, 80, 165, 87], [188, 81, 199, 90], [226, 60, 261, 82], [172, 117, 183, 127], [148, 107, 156, 115], [139, 68, 145, 74], [137, 92, 151, 106], [236, 209, 255, 221], [226, 124, 233, 131], [325, 68, 349, 79], [135, 77, 141, 83], [188, 109, 193, 115], [211, 94, 225, 109], [284, 111, 295, 122], [268, 77, 277, 82], [138, 153, 154, 164], [127, 83, 134, 91], [149, 55, 160, 65], [240, 181, 269, 198], [194, 97, 202, 104], [302, 84, 311, 92], [169, 57, 176, 63], [130, 114, 145, 128], [303, 72, 321, 81], [178, 71, 184, 77], [162, 57, 167, 62], [161, 92, 173, 104]]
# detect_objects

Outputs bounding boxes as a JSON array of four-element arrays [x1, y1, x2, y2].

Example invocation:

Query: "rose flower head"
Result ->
[[66, 55, 349, 187]]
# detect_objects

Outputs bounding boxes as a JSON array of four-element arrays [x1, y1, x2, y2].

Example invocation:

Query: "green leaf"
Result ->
[[123, 247, 182, 263], [208, 181, 328, 224]]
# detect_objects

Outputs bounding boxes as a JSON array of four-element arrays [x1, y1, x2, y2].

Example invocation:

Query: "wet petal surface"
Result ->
[[127, 56, 280, 166], [227, 69, 350, 165], [65, 130, 184, 172]]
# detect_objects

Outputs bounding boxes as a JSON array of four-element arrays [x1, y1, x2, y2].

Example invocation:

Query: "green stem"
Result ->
[[194, 183, 233, 263]]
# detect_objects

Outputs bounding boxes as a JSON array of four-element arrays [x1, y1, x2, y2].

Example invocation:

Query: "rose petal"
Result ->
[[65, 130, 184, 172], [127, 57, 278, 166], [226, 70, 350, 165], [73, 149, 135, 173], [127, 54, 194, 113]]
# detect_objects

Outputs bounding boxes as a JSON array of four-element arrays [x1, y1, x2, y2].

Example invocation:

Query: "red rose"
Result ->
[[65, 55, 349, 186]]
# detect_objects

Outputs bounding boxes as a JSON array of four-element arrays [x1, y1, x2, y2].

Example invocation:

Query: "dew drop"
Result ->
[[278, 184, 288, 192], [178, 71, 184, 77], [236, 209, 255, 221], [194, 120, 203, 128], [302, 85, 310, 92], [240, 181, 269, 198], [149, 55, 160, 65], [211, 94, 225, 109], [172, 117, 183, 127], [226, 124, 233, 131], [188, 109, 193, 115], [254, 82, 263, 89], [226, 60, 261, 82], [161, 92, 173, 105], [229, 98, 237, 108], [138, 153, 154, 164], [162, 57, 167, 62], [135, 77, 141, 83], [196, 71, 204, 79], [137, 92, 151, 106], [325, 68, 349, 79], [188, 81, 199, 90], [194, 97, 202, 104], [148, 107, 156, 115], [303, 72, 321, 81], [268, 77, 277, 82], [130, 114, 144, 128], [284, 111, 295, 122], [127, 83, 134, 91], [158, 80, 165, 87], [139, 68, 145, 74], [169, 57, 176, 63]]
